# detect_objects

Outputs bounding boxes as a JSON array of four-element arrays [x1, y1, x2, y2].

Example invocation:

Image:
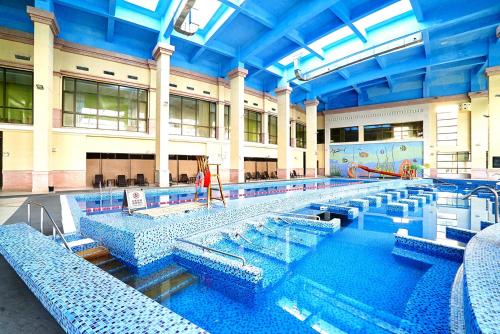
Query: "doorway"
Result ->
[[303, 151, 306, 177]]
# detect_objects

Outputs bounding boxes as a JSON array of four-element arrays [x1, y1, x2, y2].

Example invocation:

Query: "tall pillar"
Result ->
[[153, 43, 175, 187], [305, 99, 319, 177], [290, 119, 296, 147], [276, 85, 292, 179], [28, 7, 58, 192], [228, 67, 248, 183], [486, 67, 500, 172], [216, 79, 226, 140], [262, 111, 269, 144], [469, 91, 489, 178]]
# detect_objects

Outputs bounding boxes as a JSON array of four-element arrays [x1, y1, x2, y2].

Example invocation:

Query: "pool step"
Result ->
[[76, 246, 109, 260], [250, 226, 321, 248], [268, 219, 330, 237], [143, 272, 197, 302], [127, 264, 187, 291], [98, 258, 126, 274]]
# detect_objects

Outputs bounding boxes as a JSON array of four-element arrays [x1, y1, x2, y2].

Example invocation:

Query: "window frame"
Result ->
[[0, 67, 34, 125], [268, 114, 277, 145], [330, 126, 359, 143], [244, 109, 262, 143], [168, 94, 217, 138], [296, 122, 306, 148]]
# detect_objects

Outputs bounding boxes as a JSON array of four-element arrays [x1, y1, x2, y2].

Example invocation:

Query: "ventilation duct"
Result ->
[[174, 0, 199, 36], [294, 32, 423, 82]]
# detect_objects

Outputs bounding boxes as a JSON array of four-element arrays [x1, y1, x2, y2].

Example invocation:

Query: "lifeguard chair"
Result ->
[[195, 156, 226, 208]]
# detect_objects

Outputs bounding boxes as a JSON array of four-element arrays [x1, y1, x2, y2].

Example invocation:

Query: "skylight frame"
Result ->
[[124, 0, 160, 12], [278, 48, 310, 66], [192, 0, 223, 31], [353, 0, 413, 32]]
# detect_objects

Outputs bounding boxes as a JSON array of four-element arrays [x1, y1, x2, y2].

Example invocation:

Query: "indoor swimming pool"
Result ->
[[83, 180, 492, 334]]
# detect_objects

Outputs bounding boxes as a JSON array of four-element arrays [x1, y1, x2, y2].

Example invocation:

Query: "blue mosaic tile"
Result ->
[[376, 193, 393, 203], [394, 233, 464, 262], [446, 227, 476, 244], [364, 195, 382, 207], [387, 202, 408, 216], [480, 220, 494, 230], [386, 191, 402, 201], [348, 199, 369, 211], [408, 195, 427, 205], [399, 199, 419, 210]]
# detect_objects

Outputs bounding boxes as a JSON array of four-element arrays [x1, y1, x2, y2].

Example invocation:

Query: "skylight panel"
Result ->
[[278, 48, 310, 66], [192, 0, 222, 30], [308, 26, 354, 50], [353, 0, 412, 31], [124, 0, 160, 11]]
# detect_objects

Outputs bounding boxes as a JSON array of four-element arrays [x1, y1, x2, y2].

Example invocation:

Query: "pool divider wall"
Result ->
[[445, 226, 477, 244], [0, 224, 207, 334]]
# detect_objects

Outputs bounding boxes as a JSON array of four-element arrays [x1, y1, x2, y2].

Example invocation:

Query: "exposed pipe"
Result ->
[[174, 0, 199, 36], [294, 32, 423, 82]]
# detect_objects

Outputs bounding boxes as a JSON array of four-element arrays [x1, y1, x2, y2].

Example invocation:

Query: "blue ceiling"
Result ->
[[1, 0, 499, 111]]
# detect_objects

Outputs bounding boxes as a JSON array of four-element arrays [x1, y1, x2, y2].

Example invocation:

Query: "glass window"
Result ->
[[268, 115, 277, 145], [0, 68, 33, 124], [224, 105, 230, 139], [244, 110, 262, 143], [168, 94, 216, 138], [330, 127, 359, 143], [63, 77, 147, 132], [364, 121, 423, 141], [317, 129, 325, 144], [296, 123, 306, 148]]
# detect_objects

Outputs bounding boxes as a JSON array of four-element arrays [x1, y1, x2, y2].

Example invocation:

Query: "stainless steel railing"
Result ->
[[270, 211, 320, 221], [176, 239, 246, 266], [462, 186, 499, 224], [27, 201, 72, 251]]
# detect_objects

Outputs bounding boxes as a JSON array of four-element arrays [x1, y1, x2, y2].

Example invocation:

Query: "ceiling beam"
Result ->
[[106, 0, 116, 42], [374, 56, 394, 90], [329, 3, 367, 43], [408, 0, 424, 22]]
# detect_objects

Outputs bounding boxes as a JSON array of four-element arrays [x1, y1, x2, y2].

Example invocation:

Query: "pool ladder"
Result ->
[[462, 186, 499, 224], [176, 239, 247, 266], [26, 201, 72, 251]]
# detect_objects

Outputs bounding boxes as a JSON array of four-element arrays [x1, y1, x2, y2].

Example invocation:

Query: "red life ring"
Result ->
[[203, 169, 211, 187]]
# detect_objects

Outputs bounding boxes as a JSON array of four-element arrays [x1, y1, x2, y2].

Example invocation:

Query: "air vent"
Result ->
[[15, 54, 30, 61], [169, 83, 177, 88], [253, 103, 258, 107], [244, 100, 248, 103], [128, 75, 138, 80], [76, 66, 89, 71], [203, 90, 210, 95], [103, 70, 115, 76], [187, 86, 194, 91]]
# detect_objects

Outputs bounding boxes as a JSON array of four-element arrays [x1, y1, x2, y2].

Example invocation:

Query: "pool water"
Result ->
[[77, 178, 363, 215], [92, 185, 484, 333]]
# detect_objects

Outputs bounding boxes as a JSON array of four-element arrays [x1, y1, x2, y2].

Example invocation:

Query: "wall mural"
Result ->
[[329, 141, 424, 178]]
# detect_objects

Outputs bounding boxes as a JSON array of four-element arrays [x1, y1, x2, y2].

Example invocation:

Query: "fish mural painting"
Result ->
[[329, 141, 424, 177]]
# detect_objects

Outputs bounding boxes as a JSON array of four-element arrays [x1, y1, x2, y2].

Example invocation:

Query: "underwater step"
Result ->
[[249, 226, 322, 248], [268, 219, 330, 237], [98, 258, 126, 274], [281, 275, 401, 334], [129, 264, 188, 292], [76, 246, 109, 260], [310, 203, 359, 219], [364, 196, 382, 207], [143, 272, 197, 302], [87, 253, 114, 266]]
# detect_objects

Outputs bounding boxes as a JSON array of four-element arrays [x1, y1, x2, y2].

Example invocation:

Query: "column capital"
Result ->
[[304, 99, 319, 107], [275, 85, 292, 95], [228, 67, 248, 79], [153, 43, 175, 60], [27, 6, 59, 36], [468, 91, 489, 99], [485, 66, 500, 77]]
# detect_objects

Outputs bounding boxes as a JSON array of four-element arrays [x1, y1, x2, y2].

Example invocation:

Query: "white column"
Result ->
[[324, 120, 331, 176], [290, 119, 296, 147], [228, 67, 248, 183], [305, 99, 319, 177], [153, 43, 175, 187], [28, 7, 58, 193], [262, 111, 269, 144], [276, 85, 292, 179]]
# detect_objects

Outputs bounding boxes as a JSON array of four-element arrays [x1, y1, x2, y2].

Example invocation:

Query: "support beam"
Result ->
[[153, 43, 175, 187], [106, 0, 116, 42], [409, 0, 425, 22], [305, 99, 319, 177], [27, 6, 59, 192], [375, 56, 394, 90], [276, 85, 292, 179], [228, 67, 248, 183], [329, 3, 367, 43]]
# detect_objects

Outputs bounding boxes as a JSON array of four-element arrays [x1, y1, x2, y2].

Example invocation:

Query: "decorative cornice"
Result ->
[[0, 60, 33, 71], [0, 27, 34, 45], [171, 66, 221, 86], [245, 86, 265, 99], [264, 93, 277, 103], [54, 39, 151, 69], [485, 66, 500, 77], [170, 89, 219, 103], [468, 90, 489, 99], [324, 94, 468, 115], [228, 67, 248, 79], [304, 99, 319, 107], [275, 85, 292, 95], [152, 43, 175, 60], [147, 59, 156, 70], [27, 6, 59, 36], [55, 70, 150, 90]]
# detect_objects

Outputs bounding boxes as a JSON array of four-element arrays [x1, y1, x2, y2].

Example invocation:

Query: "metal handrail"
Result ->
[[235, 232, 253, 245], [462, 186, 499, 224], [272, 217, 325, 236], [270, 211, 320, 221], [259, 223, 277, 235], [176, 239, 246, 266], [27, 201, 72, 251]]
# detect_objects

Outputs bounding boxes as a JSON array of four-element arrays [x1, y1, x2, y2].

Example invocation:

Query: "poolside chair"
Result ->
[[135, 174, 149, 187], [179, 173, 189, 183], [292, 170, 298, 178], [92, 174, 104, 188], [255, 171, 263, 180], [169, 173, 174, 186], [270, 171, 278, 179], [116, 175, 127, 187], [263, 171, 270, 179], [245, 172, 253, 182]]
